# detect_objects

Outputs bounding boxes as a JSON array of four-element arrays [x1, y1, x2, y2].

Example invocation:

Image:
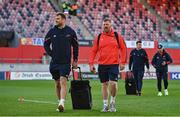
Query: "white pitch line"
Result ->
[[18, 98, 57, 105]]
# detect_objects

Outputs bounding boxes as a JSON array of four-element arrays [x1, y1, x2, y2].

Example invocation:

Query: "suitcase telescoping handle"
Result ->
[[72, 66, 82, 80]]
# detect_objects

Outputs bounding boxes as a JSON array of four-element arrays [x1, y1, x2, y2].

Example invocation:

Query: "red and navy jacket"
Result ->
[[152, 50, 172, 72], [44, 25, 79, 64], [89, 29, 127, 66]]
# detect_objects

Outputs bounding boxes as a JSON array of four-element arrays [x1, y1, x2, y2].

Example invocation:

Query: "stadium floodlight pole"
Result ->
[[18, 97, 56, 105]]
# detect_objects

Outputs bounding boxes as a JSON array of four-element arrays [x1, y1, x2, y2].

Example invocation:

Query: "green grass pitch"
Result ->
[[0, 80, 180, 116]]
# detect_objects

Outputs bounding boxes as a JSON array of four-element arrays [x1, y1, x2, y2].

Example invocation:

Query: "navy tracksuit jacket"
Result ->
[[44, 25, 79, 64], [152, 50, 172, 72], [129, 48, 149, 92]]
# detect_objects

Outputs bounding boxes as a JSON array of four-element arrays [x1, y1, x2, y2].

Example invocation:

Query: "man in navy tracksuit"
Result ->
[[129, 41, 149, 96], [152, 44, 172, 96], [44, 13, 79, 112]]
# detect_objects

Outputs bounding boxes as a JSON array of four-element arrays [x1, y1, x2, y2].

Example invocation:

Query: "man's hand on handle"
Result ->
[[72, 61, 78, 69]]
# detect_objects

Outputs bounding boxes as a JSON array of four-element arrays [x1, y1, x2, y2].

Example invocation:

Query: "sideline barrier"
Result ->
[[2, 71, 180, 80], [0, 72, 5, 80], [170, 72, 180, 80]]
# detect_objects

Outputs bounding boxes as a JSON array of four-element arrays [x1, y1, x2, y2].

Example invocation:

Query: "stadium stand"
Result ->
[[0, 0, 179, 64], [76, 0, 178, 41], [0, 0, 56, 38], [0, 0, 84, 39], [147, 0, 180, 41], [148, 0, 179, 28], [0, 0, 178, 41]]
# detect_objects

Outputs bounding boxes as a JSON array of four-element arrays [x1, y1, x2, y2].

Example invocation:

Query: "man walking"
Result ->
[[129, 41, 149, 96], [44, 12, 79, 112], [152, 44, 172, 96], [89, 18, 127, 112]]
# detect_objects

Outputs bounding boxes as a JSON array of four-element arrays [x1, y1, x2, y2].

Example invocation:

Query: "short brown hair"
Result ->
[[56, 12, 66, 20], [103, 18, 111, 23], [136, 40, 142, 44]]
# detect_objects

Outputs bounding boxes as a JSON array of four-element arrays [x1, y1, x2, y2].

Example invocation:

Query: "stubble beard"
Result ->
[[104, 27, 110, 33]]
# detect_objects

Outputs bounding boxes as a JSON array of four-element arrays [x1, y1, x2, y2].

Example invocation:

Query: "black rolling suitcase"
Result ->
[[125, 71, 137, 95], [70, 67, 92, 109]]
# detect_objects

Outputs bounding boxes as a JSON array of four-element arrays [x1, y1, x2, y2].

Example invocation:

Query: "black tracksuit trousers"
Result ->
[[156, 70, 168, 91]]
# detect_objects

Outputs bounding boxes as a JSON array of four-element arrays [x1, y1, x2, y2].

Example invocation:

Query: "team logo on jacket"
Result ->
[[66, 34, 71, 37], [53, 35, 56, 37]]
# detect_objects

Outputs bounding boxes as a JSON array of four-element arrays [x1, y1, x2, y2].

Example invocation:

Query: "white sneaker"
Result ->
[[58, 104, 64, 112], [164, 89, 168, 96], [109, 102, 116, 112], [157, 92, 162, 96], [101, 105, 109, 112]]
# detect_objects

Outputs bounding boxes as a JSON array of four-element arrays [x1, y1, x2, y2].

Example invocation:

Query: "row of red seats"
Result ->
[[0, 0, 84, 39], [77, 0, 171, 41], [147, 0, 179, 27]]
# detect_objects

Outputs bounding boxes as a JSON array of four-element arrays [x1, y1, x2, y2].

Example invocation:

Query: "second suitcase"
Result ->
[[125, 71, 137, 95], [70, 67, 92, 109]]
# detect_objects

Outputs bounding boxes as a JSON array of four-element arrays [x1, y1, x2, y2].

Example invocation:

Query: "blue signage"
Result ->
[[170, 72, 180, 80], [0, 72, 5, 80], [32, 38, 44, 46], [160, 42, 180, 49]]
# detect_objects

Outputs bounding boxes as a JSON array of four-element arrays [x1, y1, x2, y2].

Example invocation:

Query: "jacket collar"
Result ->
[[55, 25, 66, 29]]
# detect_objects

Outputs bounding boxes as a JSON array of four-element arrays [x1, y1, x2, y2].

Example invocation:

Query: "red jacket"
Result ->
[[89, 29, 127, 66]]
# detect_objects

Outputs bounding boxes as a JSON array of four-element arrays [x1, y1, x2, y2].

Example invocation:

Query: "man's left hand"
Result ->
[[162, 61, 166, 66], [72, 61, 78, 69], [120, 64, 125, 71]]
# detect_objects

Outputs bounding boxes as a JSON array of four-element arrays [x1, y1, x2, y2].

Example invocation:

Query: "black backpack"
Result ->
[[97, 32, 120, 48]]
